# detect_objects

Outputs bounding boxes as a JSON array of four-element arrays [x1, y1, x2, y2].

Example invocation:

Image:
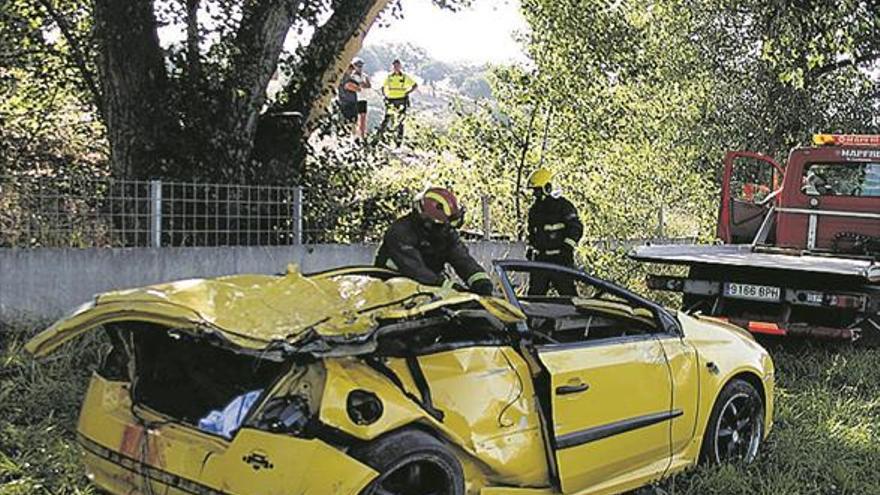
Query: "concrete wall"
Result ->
[[0, 242, 524, 321]]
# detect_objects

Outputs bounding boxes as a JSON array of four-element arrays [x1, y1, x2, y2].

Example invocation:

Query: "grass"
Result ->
[[661, 338, 880, 495], [1, 325, 879, 495]]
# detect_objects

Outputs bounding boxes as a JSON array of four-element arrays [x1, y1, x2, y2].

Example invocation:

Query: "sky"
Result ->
[[364, 0, 528, 65], [156, 0, 528, 65]]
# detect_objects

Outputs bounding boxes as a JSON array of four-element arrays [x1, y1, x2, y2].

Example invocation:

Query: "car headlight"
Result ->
[[256, 396, 311, 434]]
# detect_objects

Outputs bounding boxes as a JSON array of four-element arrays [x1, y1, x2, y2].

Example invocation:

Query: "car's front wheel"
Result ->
[[352, 429, 465, 495], [700, 378, 765, 464]]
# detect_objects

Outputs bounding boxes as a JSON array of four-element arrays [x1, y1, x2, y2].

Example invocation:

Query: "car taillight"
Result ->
[[825, 294, 864, 309]]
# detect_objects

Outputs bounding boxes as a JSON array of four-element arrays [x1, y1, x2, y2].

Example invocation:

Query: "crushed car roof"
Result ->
[[25, 265, 525, 358]]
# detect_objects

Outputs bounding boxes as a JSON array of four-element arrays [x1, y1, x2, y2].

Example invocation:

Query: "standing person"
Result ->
[[525, 167, 583, 296], [375, 187, 494, 296], [378, 59, 418, 145], [337, 57, 371, 137]]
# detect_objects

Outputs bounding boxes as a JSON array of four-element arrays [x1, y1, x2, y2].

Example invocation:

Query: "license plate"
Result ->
[[724, 282, 781, 302]]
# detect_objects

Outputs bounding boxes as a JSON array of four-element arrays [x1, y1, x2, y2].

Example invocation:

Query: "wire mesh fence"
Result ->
[[1, 174, 512, 248], [0, 175, 689, 249], [0, 176, 300, 248]]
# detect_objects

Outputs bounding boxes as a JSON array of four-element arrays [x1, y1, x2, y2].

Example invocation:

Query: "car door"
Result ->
[[717, 151, 784, 244], [538, 335, 672, 493], [494, 261, 679, 493]]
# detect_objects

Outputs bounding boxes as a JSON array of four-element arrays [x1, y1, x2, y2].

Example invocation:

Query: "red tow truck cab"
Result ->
[[632, 135, 880, 341]]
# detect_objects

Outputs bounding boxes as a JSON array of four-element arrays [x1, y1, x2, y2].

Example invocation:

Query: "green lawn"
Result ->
[[1, 327, 878, 495]]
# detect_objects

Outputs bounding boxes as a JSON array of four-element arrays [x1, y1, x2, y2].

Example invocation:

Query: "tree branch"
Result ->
[[811, 52, 880, 78], [35, 0, 104, 118], [185, 0, 201, 84], [281, 0, 392, 133], [218, 0, 303, 169]]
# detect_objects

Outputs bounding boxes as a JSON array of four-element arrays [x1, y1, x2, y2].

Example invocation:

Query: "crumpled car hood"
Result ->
[[26, 265, 525, 358]]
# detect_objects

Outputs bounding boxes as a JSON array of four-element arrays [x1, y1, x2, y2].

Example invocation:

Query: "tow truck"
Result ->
[[631, 134, 880, 340]]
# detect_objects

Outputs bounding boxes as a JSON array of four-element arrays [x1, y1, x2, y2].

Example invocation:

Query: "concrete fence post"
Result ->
[[149, 180, 162, 248], [481, 195, 491, 241], [292, 186, 303, 245]]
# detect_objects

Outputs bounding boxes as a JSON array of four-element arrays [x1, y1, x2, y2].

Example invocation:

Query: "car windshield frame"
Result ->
[[492, 259, 682, 337]]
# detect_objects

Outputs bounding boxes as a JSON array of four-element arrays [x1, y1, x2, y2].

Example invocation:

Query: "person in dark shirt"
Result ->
[[375, 187, 494, 295], [526, 167, 583, 296], [337, 57, 370, 137]]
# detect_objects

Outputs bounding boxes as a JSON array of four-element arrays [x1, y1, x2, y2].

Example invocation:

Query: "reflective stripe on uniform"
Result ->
[[384, 73, 416, 99], [467, 271, 490, 286], [543, 223, 565, 231], [545, 249, 561, 255], [424, 191, 453, 215], [385, 258, 399, 270], [564, 238, 578, 249]]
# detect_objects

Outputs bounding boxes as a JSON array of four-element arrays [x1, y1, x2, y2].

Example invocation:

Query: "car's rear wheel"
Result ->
[[352, 429, 465, 495], [700, 378, 764, 464]]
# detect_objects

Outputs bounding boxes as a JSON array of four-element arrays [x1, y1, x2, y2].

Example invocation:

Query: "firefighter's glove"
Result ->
[[470, 279, 495, 296]]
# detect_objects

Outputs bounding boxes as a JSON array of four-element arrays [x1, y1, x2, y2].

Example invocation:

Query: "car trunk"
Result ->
[[118, 323, 287, 426], [77, 323, 302, 495]]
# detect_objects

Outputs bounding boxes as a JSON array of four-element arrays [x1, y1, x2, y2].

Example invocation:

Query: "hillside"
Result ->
[[356, 42, 494, 130]]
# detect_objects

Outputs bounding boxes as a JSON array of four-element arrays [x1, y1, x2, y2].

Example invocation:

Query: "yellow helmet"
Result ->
[[527, 168, 554, 189]]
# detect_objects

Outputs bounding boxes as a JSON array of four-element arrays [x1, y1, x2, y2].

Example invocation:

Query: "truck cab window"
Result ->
[[803, 162, 880, 197]]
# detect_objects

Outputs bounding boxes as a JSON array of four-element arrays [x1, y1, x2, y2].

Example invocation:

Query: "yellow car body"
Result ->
[[27, 262, 774, 495]]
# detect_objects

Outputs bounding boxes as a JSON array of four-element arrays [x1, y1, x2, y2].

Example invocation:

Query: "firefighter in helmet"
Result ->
[[375, 187, 494, 295], [526, 168, 583, 296]]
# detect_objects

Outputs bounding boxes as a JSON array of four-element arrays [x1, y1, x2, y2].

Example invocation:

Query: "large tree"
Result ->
[[7, 0, 467, 182]]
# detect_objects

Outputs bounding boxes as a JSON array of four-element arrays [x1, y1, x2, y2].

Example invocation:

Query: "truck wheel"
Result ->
[[700, 378, 764, 464], [352, 429, 465, 495]]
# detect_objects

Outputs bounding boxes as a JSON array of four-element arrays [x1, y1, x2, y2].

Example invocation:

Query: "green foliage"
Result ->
[[369, 0, 879, 245], [0, 0, 106, 176], [0, 326, 103, 494]]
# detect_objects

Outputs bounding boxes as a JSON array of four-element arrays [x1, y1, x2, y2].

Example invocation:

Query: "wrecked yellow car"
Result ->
[[27, 261, 774, 495]]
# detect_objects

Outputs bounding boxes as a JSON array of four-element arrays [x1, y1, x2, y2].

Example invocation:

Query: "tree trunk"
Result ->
[[93, 0, 178, 179], [217, 0, 302, 182], [265, 0, 391, 172]]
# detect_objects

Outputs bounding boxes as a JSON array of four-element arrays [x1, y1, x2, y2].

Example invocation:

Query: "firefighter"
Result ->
[[375, 187, 494, 296], [525, 168, 583, 296]]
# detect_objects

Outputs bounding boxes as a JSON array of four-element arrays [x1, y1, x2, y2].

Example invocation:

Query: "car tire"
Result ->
[[351, 428, 465, 495], [700, 378, 765, 464]]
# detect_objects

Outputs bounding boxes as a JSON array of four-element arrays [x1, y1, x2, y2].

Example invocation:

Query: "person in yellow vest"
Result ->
[[378, 59, 418, 145]]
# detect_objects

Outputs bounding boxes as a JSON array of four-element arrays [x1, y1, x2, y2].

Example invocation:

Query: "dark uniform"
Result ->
[[527, 195, 583, 296], [375, 212, 491, 291]]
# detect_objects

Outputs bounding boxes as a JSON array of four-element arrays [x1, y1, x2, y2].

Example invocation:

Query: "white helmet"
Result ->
[[352, 56, 365, 67]]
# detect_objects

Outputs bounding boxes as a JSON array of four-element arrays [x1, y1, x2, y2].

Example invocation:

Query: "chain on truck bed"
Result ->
[[832, 231, 880, 258]]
